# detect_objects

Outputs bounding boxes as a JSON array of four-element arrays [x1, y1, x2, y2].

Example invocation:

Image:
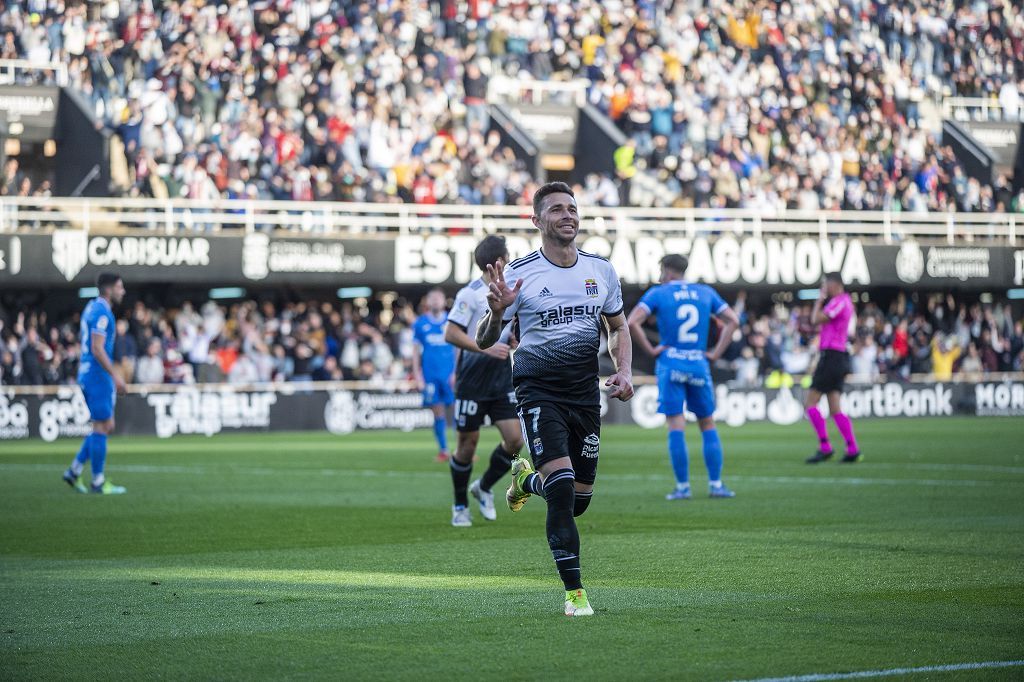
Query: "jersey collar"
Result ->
[[539, 247, 578, 269]]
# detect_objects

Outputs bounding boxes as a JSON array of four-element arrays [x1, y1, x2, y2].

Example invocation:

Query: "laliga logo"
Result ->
[[766, 387, 803, 425], [628, 384, 804, 428], [895, 241, 924, 284], [52, 230, 89, 282], [325, 391, 357, 435], [630, 385, 665, 428]]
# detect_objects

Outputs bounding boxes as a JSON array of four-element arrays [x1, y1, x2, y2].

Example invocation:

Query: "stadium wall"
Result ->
[[2, 380, 1021, 442], [2, 231, 1022, 290]]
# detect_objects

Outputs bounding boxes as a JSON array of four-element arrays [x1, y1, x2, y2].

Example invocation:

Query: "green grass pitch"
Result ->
[[1, 418, 1023, 680]]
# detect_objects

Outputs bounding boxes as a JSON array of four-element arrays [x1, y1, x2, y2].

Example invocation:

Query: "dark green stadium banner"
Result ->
[[1, 231, 1022, 289], [2, 381, 1021, 441]]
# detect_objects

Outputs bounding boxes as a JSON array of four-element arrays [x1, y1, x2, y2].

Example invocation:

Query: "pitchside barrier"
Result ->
[[2, 377, 1021, 442], [1, 198, 1022, 290]]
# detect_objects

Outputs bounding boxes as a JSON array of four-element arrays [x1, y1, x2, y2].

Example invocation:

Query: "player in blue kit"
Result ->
[[412, 288, 457, 463], [628, 254, 740, 500], [62, 273, 128, 495]]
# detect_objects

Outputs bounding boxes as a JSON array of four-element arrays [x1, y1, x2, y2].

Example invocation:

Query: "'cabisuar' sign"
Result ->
[[394, 235, 871, 286]]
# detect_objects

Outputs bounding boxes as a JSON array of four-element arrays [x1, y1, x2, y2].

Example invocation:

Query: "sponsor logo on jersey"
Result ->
[[581, 433, 600, 458], [538, 287, 553, 298], [584, 278, 599, 297], [538, 304, 601, 328]]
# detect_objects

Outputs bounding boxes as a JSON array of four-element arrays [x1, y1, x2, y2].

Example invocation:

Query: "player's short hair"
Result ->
[[532, 181, 575, 216], [660, 254, 689, 276], [96, 272, 122, 292], [426, 286, 445, 297], [824, 272, 844, 286], [474, 235, 508, 271]]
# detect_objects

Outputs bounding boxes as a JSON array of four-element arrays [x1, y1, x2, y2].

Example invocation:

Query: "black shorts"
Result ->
[[518, 400, 601, 485], [455, 393, 518, 432], [811, 349, 850, 394]]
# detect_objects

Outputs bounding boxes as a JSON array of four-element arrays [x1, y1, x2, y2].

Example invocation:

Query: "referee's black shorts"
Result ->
[[811, 349, 850, 394]]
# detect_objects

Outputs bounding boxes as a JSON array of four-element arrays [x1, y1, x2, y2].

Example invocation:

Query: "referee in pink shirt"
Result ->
[[804, 273, 862, 463]]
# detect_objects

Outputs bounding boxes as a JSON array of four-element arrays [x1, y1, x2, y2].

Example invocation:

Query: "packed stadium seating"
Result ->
[[3, 292, 1021, 387], [1, 0, 1022, 210]]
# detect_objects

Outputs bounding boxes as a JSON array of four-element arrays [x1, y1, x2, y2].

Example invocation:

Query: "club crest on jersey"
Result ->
[[584, 278, 599, 297]]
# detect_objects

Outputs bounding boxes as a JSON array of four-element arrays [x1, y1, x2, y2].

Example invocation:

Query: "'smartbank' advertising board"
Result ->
[[1, 381, 1019, 441], [0, 232, 1020, 289]]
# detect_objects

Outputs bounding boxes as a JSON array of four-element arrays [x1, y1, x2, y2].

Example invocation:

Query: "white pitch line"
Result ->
[[733, 659, 1024, 682], [0, 464, 1012, 488]]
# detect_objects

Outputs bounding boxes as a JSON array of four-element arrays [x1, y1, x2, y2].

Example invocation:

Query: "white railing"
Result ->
[[942, 96, 1024, 122], [0, 197, 1018, 245], [488, 75, 590, 107], [0, 59, 68, 87]]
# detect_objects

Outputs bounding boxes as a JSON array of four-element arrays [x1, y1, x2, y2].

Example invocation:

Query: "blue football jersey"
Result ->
[[78, 297, 116, 381], [413, 313, 455, 380], [637, 281, 728, 362]]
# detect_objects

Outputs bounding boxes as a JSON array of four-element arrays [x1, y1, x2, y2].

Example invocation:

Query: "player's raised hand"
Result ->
[[605, 371, 634, 402], [485, 259, 523, 313]]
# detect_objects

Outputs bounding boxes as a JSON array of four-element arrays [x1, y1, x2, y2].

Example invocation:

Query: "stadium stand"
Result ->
[[0, 0, 1022, 210], [3, 292, 1021, 387]]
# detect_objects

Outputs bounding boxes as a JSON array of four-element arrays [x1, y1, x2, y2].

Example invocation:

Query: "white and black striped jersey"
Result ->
[[502, 249, 624, 406], [447, 278, 514, 400]]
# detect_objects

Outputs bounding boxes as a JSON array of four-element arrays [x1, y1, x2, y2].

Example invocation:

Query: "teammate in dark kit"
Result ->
[[443, 236, 524, 527], [477, 181, 634, 617]]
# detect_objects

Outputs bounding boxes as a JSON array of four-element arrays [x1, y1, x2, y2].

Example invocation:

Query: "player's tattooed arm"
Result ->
[[476, 311, 503, 350], [626, 306, 664, 357], [477, 260, 522, 349], [447, 321, 510, 359], [603, 312, 635, 402]]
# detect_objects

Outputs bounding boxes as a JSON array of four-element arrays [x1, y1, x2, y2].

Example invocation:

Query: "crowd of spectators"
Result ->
[[0, 297, 422, 387], [724, 291, 1024, 387], [2, 0, 1023, 212], [2, 291, 1021, 388]]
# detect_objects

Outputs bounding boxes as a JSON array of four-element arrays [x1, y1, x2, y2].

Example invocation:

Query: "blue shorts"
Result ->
[[656, 364, 715, 419], [422, 378, 455, 407], [80, 377, 116, 422]]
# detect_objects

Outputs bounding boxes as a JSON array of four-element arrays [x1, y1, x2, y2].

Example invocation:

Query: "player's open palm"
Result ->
[[485, 260, 522, 314]]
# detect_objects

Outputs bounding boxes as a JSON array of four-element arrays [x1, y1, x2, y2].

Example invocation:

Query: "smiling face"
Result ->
[[533, 192, 580, 247]]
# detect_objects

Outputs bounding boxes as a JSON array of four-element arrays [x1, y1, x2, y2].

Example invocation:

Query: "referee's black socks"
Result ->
[[543, 468, 582, 591], [479, 443, 514, 493]]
